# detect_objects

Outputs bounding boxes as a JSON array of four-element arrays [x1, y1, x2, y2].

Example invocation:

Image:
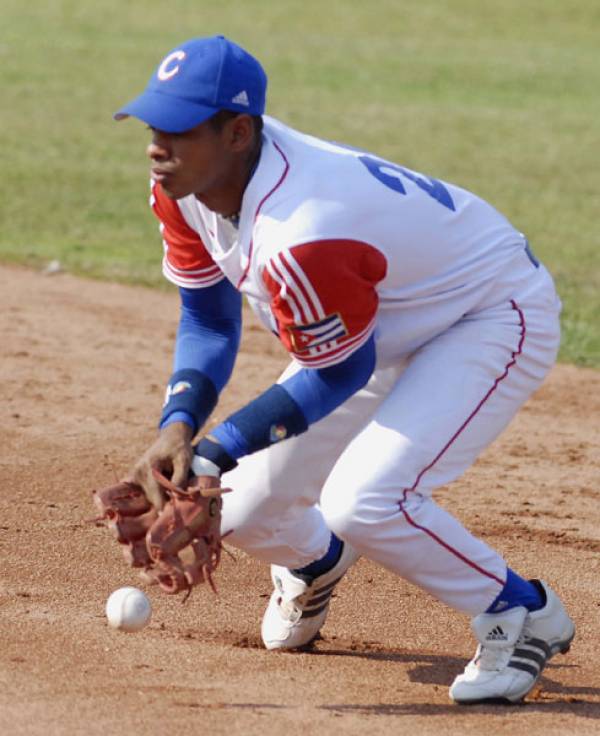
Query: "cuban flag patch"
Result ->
[[286, 313, 348, 353]]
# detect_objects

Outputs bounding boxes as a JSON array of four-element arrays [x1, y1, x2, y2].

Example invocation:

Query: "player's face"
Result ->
[[147, 121, 235, 200]]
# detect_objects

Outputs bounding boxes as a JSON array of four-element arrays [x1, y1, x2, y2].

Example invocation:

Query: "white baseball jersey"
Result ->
[[150, 116, 561, 616], [151, 116, 536, 368]]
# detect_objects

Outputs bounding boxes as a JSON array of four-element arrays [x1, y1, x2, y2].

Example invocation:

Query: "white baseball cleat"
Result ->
[[261, 542, 359, 650], [449, 580, 575, 704]]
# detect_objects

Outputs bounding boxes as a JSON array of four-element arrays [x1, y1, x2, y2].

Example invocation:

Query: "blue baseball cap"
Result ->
[[114, 35, 267, 133]]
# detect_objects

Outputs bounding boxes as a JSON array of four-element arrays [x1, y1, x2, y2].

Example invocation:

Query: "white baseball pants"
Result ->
[[221, 268, 561, 615]]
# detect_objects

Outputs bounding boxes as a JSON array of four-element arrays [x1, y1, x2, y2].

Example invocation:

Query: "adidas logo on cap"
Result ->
[[232, 90, 250, 106], [486, 625, 508, 641]]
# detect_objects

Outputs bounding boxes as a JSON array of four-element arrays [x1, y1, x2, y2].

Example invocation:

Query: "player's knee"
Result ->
[[319, 483, 365, 542]]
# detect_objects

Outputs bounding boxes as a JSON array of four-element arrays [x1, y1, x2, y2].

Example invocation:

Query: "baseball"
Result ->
[[105, 586, 152, 632]]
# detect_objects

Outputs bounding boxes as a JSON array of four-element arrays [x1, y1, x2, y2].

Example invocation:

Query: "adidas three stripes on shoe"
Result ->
[[450, 580, 575, 704], [261, 542, 359, 650]]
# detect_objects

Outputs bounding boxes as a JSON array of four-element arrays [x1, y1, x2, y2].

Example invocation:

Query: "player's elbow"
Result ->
[[319, 333, 376, 397]]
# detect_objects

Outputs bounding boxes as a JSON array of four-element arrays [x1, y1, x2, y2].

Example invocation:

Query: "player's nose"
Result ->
[[147, 133, 171, 161]]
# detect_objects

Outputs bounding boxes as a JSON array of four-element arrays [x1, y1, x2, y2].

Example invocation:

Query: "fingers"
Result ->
[[144, 472, 167, 511], [130, 422, 194, 509], [133, 462, 167, 510], [171, 451, 192, 489]]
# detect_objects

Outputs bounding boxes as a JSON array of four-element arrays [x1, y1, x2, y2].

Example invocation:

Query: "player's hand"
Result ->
[[130, 421, 195, 510]]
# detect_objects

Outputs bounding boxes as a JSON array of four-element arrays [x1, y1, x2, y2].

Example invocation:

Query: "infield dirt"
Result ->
[[1, 263, 599, 735]]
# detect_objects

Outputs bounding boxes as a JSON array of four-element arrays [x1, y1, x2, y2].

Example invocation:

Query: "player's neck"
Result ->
[[195, 138, 262, 219]]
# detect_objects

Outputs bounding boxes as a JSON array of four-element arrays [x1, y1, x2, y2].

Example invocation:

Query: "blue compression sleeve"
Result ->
[[160, 281, 242, 432], [202, 334, 376, 466], [175, 282, 242, 386], [281, 334, 376, 425]]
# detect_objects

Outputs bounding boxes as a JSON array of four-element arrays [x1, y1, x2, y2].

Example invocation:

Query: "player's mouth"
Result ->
[[151, 167, 175, 183]]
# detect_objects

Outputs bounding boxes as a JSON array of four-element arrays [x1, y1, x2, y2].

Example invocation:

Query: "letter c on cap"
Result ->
[[158, 50, 186, 81]]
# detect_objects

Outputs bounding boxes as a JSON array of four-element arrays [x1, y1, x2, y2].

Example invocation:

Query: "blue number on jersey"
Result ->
[[358, 155, 456, 212]]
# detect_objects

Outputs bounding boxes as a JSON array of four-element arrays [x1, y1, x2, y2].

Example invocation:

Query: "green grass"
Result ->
[[2, 0, 599, 365]]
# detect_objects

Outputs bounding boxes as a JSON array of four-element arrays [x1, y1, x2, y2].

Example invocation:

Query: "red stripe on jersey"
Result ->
[[262, 239, 387, 367], [237, 141, 290, 289], [265, 257, 310, 324], [151, 181, 222, 287], [278, 251, 322, 323], [162, 257, 223, 288]]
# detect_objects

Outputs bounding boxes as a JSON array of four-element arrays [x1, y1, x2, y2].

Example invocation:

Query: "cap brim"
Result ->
[[113, 90, 219, 133]]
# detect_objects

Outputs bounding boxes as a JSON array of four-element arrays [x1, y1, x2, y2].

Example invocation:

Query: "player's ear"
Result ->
[[227, 114, 254, 153]]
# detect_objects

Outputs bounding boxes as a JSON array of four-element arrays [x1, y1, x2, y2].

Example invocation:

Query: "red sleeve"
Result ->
[[150, 181, 223, 288], [262, 239, 387, 367]]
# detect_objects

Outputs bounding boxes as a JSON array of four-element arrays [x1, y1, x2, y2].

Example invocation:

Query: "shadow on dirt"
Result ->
[[305, 644, 599, 715], [319, 700, 600, 718], [206, 632, 599, 716]]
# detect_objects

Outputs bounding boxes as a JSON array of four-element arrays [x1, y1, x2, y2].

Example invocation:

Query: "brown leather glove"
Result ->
[[92, 479, 158, 569], [93, 469, 230, 596]]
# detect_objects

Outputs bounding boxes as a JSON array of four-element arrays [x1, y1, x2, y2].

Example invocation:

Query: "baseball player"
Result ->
[[114, 35, 575, 704]]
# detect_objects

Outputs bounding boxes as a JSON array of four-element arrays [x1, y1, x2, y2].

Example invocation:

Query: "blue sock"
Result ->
[[292, 533, 343, 580], [486, 568, 545, 613]]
